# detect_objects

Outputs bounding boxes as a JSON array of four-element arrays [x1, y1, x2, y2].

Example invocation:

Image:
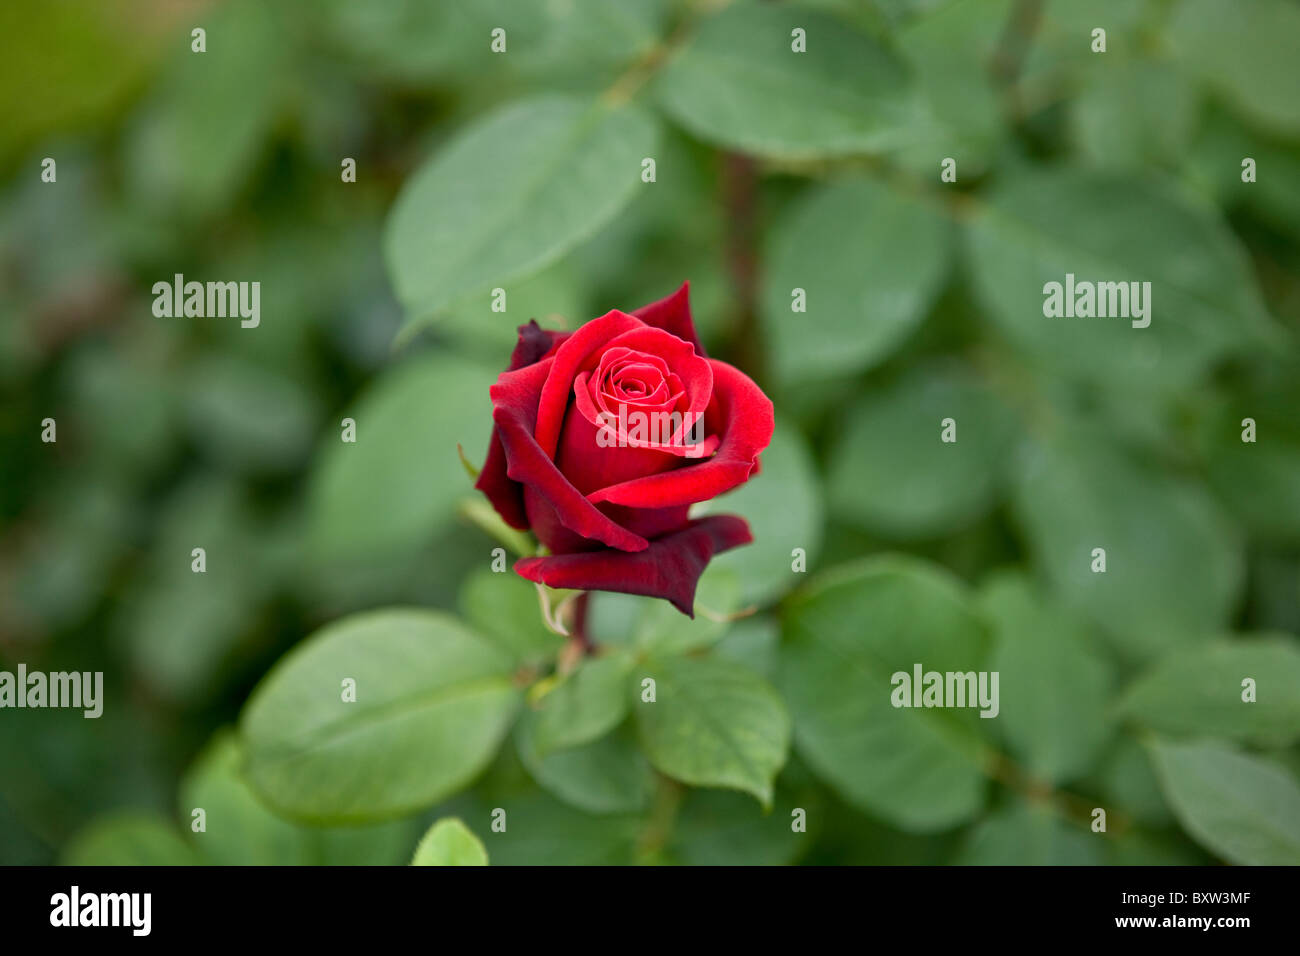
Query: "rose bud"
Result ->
[[475, 282, 774, 616]]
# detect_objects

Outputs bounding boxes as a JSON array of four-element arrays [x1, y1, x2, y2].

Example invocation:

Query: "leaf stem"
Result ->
[[636, 774, 685, 863], [984, 750, 1133, 837], [600, 0, 730, 108]]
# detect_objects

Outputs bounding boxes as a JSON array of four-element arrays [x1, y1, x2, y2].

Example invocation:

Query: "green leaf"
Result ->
[[666, 787, 807, 866], [181, 731, 312, 865], [411, 818, 489, 866], [588, 565, 741, 657], [1121, 636, 1300, 746], [894, 0, 1011, 173], [1149, 739, 1300, 865], [695, 422, 823, 607], [493, 0, 666, 85], [515, 717, 653, 815], [760, 178, 950, 383], [184, 354, 320, 476], [807, 795, 962, 864], [956, 802, 1102, 866], [404, 259, 587, 350], [315, 0, 484, 84], [1018, 0, 1150, 106], [1208, 436, 1300, 546], [458, 566, 564, 667], [714, 614, 782, 681], [1012, 426, 1243, 660], [655, 4, 925, 159], [384, 94, 658, 320], [1167, 0, 1300, 136], [10, 477, 130, 631], [319, 0, 665, 89], [307, 353, 498, 560], [61, 340, 178, 479], [241, 609, 520, 823], [964, 167, 1276, 391], [448, 792, 643, 865], [310, 822, 420, 867], [62, 813, 203, 866], [635, 655, 790, 808], [1201, 389, 1300, 546], [1098, 736, 1175, 827], [779, 555, 992, 831], [826, 363, 1018, 538], [180, 730, 417, 865], [978, 572, 1115, 784], [532, 654, 633, 754], [1071, 59, 1196, 171], [119, 478, 269, 704], [1105, 832, 1209, 867], [124, 0, 285, 217]]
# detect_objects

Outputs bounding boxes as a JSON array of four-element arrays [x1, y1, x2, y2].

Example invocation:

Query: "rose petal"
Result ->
[[475, 321, 571, 528], [599, 327, 713, 446], [509, 319, 570, 371], [490, 358, 648, 553], [515, 515, 753, 616], [587, 358, 773, 509], [557, 374, 688, 495], [598, 346, 670, 382], [633, 281, 705, 357], [523, 485, 690, 553], [475, 430, 529, 530], [534, 310, 646, 459], [573, 371, 718, 463]]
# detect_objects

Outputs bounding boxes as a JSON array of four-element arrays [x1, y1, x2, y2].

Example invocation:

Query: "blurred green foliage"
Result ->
[[2, 0, 1299, 865]]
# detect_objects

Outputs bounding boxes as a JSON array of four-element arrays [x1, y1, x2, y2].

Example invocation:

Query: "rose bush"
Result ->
[[475, 282, 774, 615]]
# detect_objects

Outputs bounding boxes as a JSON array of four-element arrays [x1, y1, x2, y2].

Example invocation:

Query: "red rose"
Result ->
[[475, 282, 774, 615]]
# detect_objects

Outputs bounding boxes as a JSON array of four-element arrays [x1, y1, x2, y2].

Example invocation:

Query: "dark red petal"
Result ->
[[600, 325, 712, 424], [534, 310, 646, 459], [474, 429, 529, 529], [475, 321, 572, 528], [490, 358, 649, 553], [587, 358, 774, 509], [557, 376, 688, 495], [523, 486, 691, 553], [515, 515, 753, 616], [508, 320, 570, 371], [522, 484, 602, 554], [633, 281, 705, 357]]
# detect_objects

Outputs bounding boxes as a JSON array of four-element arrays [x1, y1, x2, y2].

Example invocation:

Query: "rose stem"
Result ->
[[556, 592, 593, 674], [569, 591, 593, 655], [721, 151, 765, 380]]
